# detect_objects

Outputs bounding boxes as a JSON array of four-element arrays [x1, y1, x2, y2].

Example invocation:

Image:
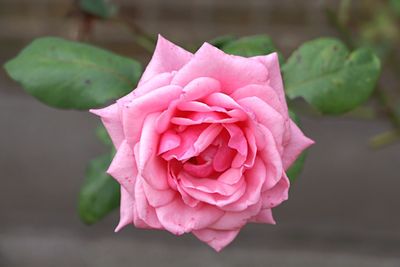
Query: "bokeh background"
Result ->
[[1, 0, 400, 266]]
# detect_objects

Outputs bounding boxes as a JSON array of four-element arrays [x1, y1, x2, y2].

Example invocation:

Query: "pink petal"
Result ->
[[282, 120, 315, 170], [210, 200, 262, 230], [115, 187, 134, 232], [261, 173, 290, 209], [182, 77, 221, 101], [213, 142, 236, 172], [162, 125, 207, 160], [218, 168, 243, 184], [192, 228, 240, 252], [171, 113, 239, 126], [155, 100, 179, 134], [172, 43, 268, 94], [252, 53, 287, 110], [238, 96, 285, 153], [155, 199, 224, 235], [107, 140, 137, 196], [230, 84, 285, 116], [250, 208, 276, 224], [134, 115, 170, 190], [180, 124, 223, 160], [141, 179, 176, 208], [158, 130, 181, 155], [257, 124, 284, 191], [135, 72, 175, 97], [116, 187, 156, 230], [203, 92, 242, 110], [177, 101, 225, 112], [134, 178, 164, 229], [223, 124, 248, 156], [180, 180, 246, 207], [90, 103, 124, 148], [183, 161, 214, 178], [139, 35, 193, 85], [222, 157, 266, 212], [180, 171, 244, 196], [122, 85, 182, 146], [243, 127, 257, 168]]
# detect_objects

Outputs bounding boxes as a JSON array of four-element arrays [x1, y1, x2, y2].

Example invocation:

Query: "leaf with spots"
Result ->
[[4, 37, 142, 110], [283, 38, 381, 114], [78, 152, 119, 224]]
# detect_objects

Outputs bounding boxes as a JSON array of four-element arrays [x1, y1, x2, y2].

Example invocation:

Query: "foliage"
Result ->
[[4, 37, 141, 110], [79, 152, 120, 224], [283, 38, 380, 114]]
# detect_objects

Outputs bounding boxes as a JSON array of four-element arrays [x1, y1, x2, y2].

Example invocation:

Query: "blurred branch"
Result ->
[[370, 129, 400, 148], [111, 15, 156, 53], [325, 0, 355, 49]]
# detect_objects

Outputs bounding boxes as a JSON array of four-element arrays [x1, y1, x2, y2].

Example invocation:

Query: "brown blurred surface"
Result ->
[[1, 0, 400, 266]]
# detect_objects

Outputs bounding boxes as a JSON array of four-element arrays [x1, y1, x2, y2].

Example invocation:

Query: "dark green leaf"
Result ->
[[78, 153, 119, 224], [79, 0, 118, 19], [221, 35, 284, 63], [208, 35, 236, 49], [286, 151, 307, 183], [4, 37, 141, 110], [286, 109, 307, 182], [283, 38, 381, 115], [390, 0, 400, 16], [96, 124, 113, 147]]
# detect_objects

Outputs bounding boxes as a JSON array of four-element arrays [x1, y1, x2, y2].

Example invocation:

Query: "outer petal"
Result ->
[[230, 84, 285, 117], [134, 178, 163, 229], [261, 173, 290, 209], [155, 199, 224, 235], [107, 140, 137, 196], [250, 208, 276, 224], [90, 103, 124, 148], [115, 187, 134, 232], [252, 52, 287, 110], [172, 43, 268, 94], [282, 120, 315, 169], [210, 200, 262, 230], [139, 35, 193, 85], [192, 228, 240, 252]]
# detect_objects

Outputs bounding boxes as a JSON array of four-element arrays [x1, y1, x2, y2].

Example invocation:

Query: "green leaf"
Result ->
[[221, 34, 284, 63], [78, 153, 119, 224], [286, 151, 307, 183], [79, 0, 118, 19], [283, 38, 381, 115], [390, 0, 400, 16], [286, 109, 307, 182], [4, 37, 142, 110], [96, 124, 113, 147], [208, 35, 236, 49]]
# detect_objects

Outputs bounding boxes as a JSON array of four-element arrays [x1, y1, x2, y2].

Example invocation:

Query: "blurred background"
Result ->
[[1, 0, 400, 266]]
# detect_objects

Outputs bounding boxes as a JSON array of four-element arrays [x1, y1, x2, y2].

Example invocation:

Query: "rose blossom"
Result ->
[[91, 35, 314, 251]]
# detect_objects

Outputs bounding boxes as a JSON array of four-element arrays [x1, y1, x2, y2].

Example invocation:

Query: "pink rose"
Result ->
[[91, 35, 314, 251]]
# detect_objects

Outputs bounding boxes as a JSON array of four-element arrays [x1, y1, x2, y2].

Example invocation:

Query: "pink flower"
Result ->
[[91, 35, 314, 251]]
